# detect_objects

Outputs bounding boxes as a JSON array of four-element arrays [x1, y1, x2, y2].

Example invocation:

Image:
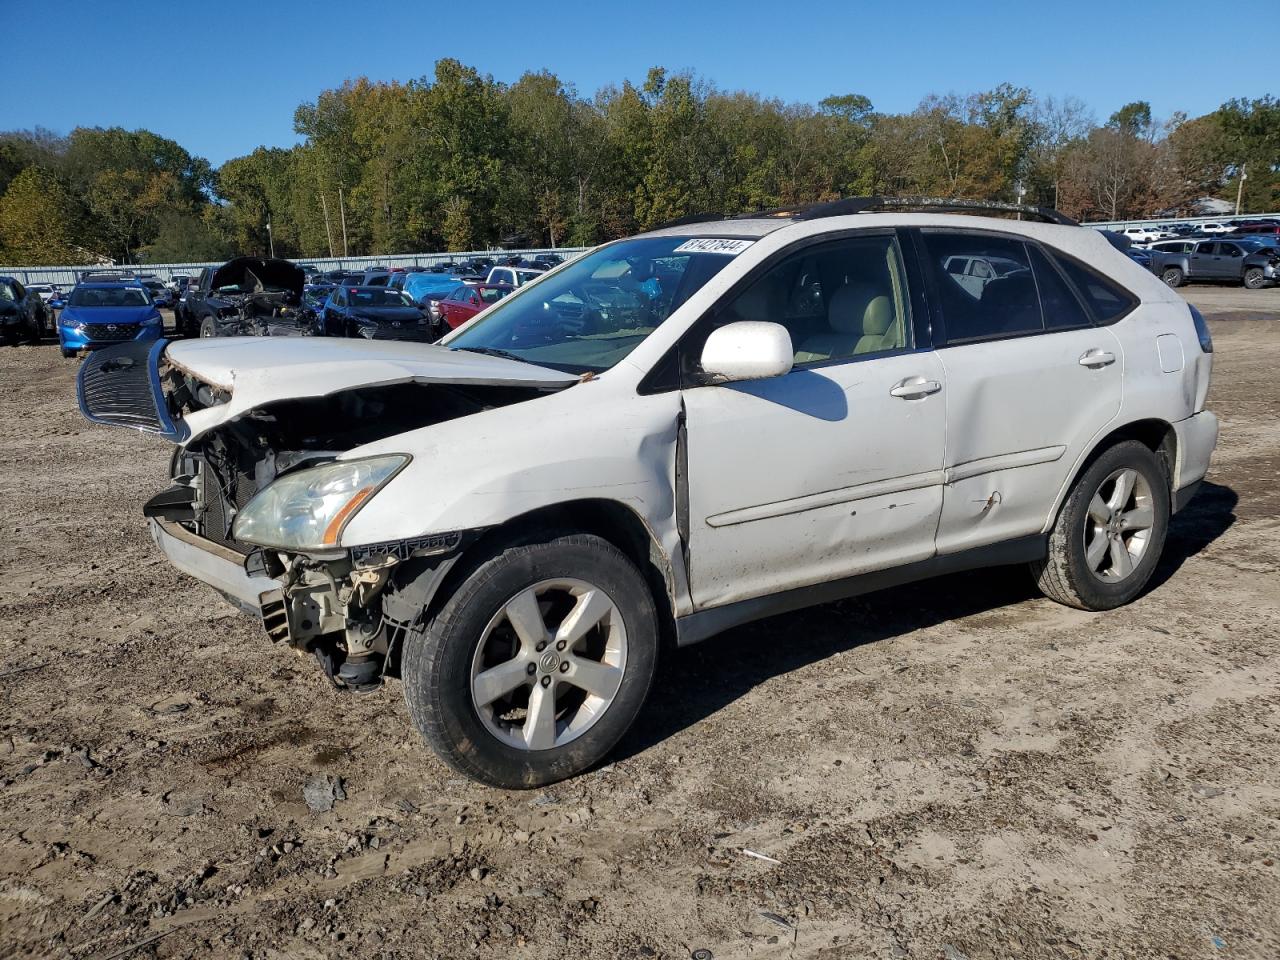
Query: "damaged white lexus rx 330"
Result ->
[[79, 199, 1218, 787]]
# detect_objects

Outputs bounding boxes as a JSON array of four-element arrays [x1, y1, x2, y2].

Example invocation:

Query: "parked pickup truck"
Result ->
[[1149, 239, 1279, 289]]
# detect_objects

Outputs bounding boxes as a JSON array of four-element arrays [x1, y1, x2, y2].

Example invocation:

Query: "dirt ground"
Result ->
[[1, 287, 1277, 960]]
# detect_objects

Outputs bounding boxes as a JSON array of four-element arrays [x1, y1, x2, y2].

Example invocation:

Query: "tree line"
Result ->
[[0, 60, 1276, 266]]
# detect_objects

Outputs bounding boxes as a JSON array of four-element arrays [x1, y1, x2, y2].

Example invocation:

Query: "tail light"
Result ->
[[1188, 304, 1213, 354]]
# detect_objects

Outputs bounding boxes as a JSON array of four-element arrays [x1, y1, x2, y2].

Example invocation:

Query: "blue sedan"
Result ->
[[58, 283, 164, 358]]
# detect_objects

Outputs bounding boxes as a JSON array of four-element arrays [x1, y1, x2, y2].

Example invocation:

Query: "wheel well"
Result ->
[[1080, 419, 1177, 491], [426, 500, 678, 648]]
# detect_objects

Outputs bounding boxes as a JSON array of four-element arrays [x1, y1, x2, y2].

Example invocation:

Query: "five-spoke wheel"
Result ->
[[1031, 439, 1170, 610], [1083, 467, 1155, 582], [470, 579, 627, 751], [403, 534, 658, 788]]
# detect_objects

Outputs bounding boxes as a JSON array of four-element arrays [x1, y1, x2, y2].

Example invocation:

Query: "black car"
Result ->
[[177, 257, 314, 337], [0, 276, 51, 345], [320, 285, 435, 340]]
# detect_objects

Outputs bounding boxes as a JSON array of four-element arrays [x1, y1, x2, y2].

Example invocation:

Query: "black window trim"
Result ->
[[639, 226, 928, 395], [910, 225, 1138, 346], [1025, 242, 1095, 333]]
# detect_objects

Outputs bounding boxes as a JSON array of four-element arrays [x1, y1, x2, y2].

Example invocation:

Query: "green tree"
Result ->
[[0, 166, 85, 264], [1215, 96, 1280, 211]]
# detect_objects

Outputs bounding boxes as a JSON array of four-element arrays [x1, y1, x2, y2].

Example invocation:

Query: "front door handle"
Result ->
[[890, 377, 942, 400], [1079, 349, 1116, 369]]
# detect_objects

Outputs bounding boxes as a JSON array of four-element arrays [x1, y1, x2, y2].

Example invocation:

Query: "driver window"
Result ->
[[707, 234, 911, 368]]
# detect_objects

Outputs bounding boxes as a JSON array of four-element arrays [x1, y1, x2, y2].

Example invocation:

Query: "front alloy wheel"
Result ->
[[403, 533, 659, 788], [470, 579, 627, 751]]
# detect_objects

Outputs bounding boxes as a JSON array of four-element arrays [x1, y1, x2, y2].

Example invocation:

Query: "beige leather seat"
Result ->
[[794, 283, 899, 363]]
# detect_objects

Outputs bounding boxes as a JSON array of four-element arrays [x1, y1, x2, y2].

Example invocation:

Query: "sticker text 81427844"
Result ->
[[672, 238, 755, 256]]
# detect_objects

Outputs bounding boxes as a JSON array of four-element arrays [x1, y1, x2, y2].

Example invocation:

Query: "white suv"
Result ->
[[1119, 226, 1163, 244], [78, 199, 1218, 787]]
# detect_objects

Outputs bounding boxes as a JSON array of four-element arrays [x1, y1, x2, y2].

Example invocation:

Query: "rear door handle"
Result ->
[[1079, 349, 1116, 368], [890, 377, 942, 400]]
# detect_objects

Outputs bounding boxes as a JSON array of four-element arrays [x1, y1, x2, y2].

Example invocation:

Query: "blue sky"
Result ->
[[0, 0, 1267, 168]]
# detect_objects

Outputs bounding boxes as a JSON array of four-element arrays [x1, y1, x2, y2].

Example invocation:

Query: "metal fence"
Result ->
[[1084, 212, 1280, 231], [0, 247, 592, 287]]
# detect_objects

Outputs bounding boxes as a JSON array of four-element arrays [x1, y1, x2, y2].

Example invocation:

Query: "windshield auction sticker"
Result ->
[[673, 238, 756, 256]]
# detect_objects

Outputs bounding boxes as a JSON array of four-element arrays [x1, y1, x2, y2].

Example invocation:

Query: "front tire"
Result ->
[[1031, 440, 1170, 611], [1243, 267, 1265, 289], [1161, 267, 1184, 288], [199, 316, 217, 338], [402, 533, 659, 788]]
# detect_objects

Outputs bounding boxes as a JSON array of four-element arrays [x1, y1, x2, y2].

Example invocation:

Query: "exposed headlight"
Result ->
[[232, 455, 409, 552]]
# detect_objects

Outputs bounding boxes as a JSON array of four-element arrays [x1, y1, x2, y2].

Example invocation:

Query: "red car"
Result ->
[[437, 282, 513, 329]]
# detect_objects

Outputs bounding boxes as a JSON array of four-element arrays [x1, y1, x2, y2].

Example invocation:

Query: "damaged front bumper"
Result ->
[[149, 516, 282, 613], [149, 508, 468, 690]]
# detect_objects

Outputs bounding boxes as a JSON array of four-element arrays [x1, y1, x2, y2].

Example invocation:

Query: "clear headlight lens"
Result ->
[[232, 455, 408, 552], [141, 314, 162, 326]]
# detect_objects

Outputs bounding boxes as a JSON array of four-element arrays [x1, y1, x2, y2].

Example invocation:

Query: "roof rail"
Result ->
[[794, 196, 1078, 226], [653, 196, 1079, 233], [650, 212, 730, 230]]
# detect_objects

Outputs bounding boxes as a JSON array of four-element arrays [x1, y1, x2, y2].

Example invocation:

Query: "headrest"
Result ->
[[829, 283, 893, 336]]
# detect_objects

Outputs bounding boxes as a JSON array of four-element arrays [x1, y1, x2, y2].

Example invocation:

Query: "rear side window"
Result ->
[[922, 233, 1042, 342], [1050, 253, 1138, 325], [1027, 246, 1090, 331]]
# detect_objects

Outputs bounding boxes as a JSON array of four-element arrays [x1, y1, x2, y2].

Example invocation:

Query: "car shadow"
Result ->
[[616, 480, 1239, 762], [1148, 479, 1237, 590]]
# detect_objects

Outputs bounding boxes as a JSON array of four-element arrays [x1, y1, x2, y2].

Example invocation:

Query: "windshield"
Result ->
[[347, 288, 416, 307], [448, 236, 741, 373], [70, 286, 150, 307]]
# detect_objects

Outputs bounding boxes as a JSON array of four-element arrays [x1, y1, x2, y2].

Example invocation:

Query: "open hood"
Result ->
[[210, 257, 305, 298], [165, 337, 578, 440]]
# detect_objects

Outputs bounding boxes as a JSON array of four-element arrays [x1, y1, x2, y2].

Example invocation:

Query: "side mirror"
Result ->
[[700, 321, 794, 383]]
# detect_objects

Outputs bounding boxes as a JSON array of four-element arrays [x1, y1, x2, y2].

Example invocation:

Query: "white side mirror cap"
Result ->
[[700, 321, 794, 383]]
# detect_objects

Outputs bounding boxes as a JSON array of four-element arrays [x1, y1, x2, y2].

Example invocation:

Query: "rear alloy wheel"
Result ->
[[1031, 440, 1170, 611], [403, 534, 658, 788], [1161, 267, 1184, 288], [1243, 267, 1266, 290]]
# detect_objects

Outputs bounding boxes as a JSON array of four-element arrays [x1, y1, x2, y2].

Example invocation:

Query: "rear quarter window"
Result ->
[[1050, 252, 1138, 325]]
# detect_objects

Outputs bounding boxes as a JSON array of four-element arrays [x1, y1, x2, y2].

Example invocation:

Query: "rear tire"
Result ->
[[1030, 440, 1170, 611], [1243, 267, 1265, 289], [402, 533, 659, 788], [1161, 267, 1184, 288]]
